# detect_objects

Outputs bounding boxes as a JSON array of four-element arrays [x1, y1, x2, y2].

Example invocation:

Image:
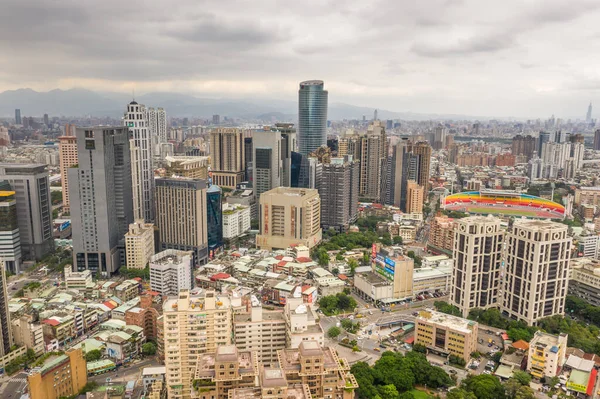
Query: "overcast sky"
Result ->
[[2, 0, 600, 118]]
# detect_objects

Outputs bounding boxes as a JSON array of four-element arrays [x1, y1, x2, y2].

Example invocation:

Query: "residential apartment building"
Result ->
[[124, 101, 155, 222], [414, 310, 478, 361], [502, 220, 571, 325], [405, 180, 424, 214], [256, 187, 322, 250], [155, 178, 208, 265], [568, 258, 600, 307], [228, 368, 312, 399], [222, 204, 251, 239], [150, 249, 193, 296], [428, 215, 455, 255], [209, 128, 246, 188], [147, 107, 167, 143], [527, 331, 568, 379], [0, 185, 22, 274], [0, 163, 53, 262], [27, 348, 87, 399], [319, 156, 359, 232], [125, 219, 155, 269], [163, 290, 232, 399], [0, 260, 12, 357], [283, 297, 324, 349], [278, 341, 358, 399], [58, 134, 78, 214], [451, 216, 504, 317], [192, 346, 258, 399], [12, 314, 44, 356], [574, 187, 600, 207], [125, 295, 161, 341], [69, 127, 134, 276], [359, 121, 387, 201], [233, 304, 286, 366]]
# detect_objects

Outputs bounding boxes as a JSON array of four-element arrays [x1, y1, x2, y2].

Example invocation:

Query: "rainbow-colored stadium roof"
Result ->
[[443, 190, 565, 219]]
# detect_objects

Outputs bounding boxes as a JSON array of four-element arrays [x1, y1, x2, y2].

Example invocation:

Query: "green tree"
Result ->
[[318, 251, 330, 266], [336, 253, 345, 261], [412, 343, 427, 353], [393, 236, 403, 245], [462, 374, 505, 399], [327, 326, 341, 338], [434, 301, 462, 317], [511, 371, 531, 386], [378, 384, 400, 399], [514, 386, 534, 399], [142, 342, 157, 356], [332, 268, 340, 275], [351, 362, 378, 399], [85, 349, 102, 362], [348, 258, 358, 275], [362, 252, 371, 265], [447, 389, 477, 399], [504, 378, 522, 399], [399, 392, 415, 399]]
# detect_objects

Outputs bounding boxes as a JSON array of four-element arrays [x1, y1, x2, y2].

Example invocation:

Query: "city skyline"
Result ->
[[1, 1, 600, 118]]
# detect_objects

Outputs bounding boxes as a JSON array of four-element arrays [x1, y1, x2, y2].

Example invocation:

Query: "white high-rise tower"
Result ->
[[124, 101, 155, 222], [148, 107, 167, 143]]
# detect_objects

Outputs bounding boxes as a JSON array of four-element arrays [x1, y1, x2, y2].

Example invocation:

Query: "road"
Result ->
[[88, 357, 160, 385], [0, 372, 28, 399]]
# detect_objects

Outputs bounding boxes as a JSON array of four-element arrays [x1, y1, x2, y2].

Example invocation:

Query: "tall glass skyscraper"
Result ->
[[206, 185, 223, 257], [298, 80, 328, 156]]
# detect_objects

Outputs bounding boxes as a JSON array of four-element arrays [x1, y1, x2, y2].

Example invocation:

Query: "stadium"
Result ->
[[443, 190, 566, 219]]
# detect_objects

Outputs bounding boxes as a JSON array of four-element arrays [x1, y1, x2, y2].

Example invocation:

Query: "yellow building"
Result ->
[[125, 219, 155, 269], [415, 310, 478, 361], [256, 187, 322, 250], [163, 290, 233, 399], [27, 348, 87, 399], [527, 331, 568, 378]]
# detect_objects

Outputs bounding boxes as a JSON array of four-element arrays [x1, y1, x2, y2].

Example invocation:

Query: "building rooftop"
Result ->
[[416, 310, 477, 334], [233, 310, 285, 323], [530, 331, 567, 350]]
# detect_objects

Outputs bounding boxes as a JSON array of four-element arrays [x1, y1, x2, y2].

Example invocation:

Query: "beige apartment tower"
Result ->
[[359, 121, 387, 201], [406, 180, 424, 214], [58, 135, 78, 214], [233, 304, 287, 366], [164, 155, 210, 179], [451, 216, 504, 317], [256, 187, 322, 250], [163, 290, 232, 399], [502, 220, 571, 325], [155, 178, 208, 264], [209, 128, 245, 188], [125, 219, 155, 269]]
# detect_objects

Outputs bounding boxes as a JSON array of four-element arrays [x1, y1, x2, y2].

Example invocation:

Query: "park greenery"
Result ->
[[318, 293, 357, 316], [34, 247, 72, 273], [351, 351, 453, 399], [465, 302, 600, 355]]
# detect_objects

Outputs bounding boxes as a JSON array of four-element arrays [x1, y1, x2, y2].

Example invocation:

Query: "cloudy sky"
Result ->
[[1, 0, 600, 118]]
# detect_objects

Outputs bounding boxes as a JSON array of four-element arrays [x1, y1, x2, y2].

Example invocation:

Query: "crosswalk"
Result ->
[[7, 377, 27, 383]]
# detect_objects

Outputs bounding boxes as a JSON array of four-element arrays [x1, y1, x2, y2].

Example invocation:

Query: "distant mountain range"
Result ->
[[0, 88, 485, 121]]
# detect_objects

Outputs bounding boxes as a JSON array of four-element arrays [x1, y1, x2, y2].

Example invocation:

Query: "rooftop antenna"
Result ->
[[132, 87, 135, 101]]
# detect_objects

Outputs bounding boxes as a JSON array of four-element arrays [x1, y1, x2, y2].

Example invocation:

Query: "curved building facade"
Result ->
[[298, 80, 328, 156]]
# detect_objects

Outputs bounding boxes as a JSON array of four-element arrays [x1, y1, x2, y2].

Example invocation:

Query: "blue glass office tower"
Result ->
[[538, 131, 550, 157], [298, 80, 328, 156], [206, 185, 223, 257]]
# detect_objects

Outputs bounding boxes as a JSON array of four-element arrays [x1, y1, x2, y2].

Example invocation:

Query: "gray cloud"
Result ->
[[0, 0, 599, 117]]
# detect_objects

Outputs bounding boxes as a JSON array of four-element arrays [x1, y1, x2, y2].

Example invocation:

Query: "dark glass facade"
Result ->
[[298, 80, 328, 156], [207, 185, 223, 256]]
